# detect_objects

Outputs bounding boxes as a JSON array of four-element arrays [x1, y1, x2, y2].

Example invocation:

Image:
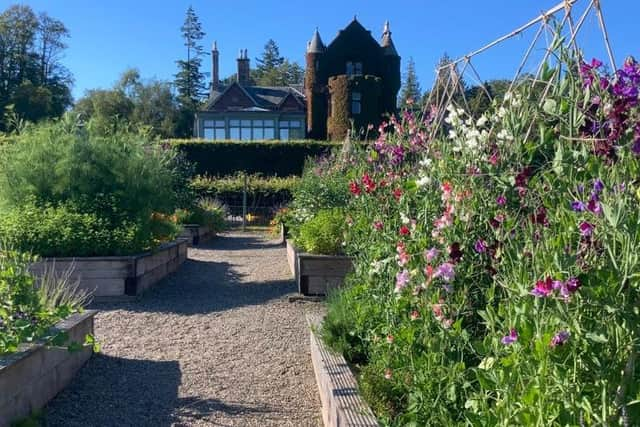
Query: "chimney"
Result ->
[[237, 49, 250, 86], [211, 41, 219, 91]]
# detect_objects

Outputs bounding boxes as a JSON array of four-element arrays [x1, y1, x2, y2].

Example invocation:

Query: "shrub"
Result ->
[[169, 139, 340, 177], [0, 248, 88, 355], [0, 119, 185, 256], [296, 208, 345, 255], [175, 197, 227, 233], [190, 174, 299, 207]]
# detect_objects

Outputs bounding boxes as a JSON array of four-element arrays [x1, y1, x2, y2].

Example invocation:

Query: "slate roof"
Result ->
[[203, 83, 305, 112]]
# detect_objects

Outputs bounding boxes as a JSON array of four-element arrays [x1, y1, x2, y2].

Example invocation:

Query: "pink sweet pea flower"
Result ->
[[531, 277, 554, 297], [501, 328, 518, 345]]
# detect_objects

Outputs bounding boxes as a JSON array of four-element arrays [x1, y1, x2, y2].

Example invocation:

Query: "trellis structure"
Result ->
[[424, 0, 617, 140]]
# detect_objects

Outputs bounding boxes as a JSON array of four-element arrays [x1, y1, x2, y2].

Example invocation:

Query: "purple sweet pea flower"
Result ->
[[424, 247, 439, 262], [496, 195, 507, 206], [593, 179, 604, 194], [395, 269, 410, 293], [587, 198, 602, 215], [579, 222, 595, 237], [501, 328, 518, 345], [433, 262, 455, 283], [571, 200, 586, 212], [550, 330, 571, 347], [474, 239, 487, 254]]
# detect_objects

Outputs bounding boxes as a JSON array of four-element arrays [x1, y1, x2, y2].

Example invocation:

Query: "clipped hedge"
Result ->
[[190, 174, 299, 207], [168, 139, 341, 177]]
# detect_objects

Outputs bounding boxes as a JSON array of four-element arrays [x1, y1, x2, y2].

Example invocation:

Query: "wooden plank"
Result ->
[[306, 314, 379, 427]]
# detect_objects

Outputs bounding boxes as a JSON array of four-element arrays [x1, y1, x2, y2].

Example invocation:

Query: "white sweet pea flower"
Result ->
[[476, 115, 488, 127], [417, 176, 432, 187], [419, 157, 432, 168], [400, 212, 410, 224], [497, 107, 507, 118]]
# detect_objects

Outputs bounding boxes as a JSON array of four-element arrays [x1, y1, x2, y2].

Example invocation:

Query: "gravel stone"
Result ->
[[44, 231, 323, 427]]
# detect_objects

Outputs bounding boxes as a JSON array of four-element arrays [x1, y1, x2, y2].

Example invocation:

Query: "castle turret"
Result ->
[[380, 21, 401, 113], [305, 28, 327, 139]]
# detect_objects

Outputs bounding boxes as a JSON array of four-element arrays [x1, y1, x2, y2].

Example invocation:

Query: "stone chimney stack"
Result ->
[[211, 41, 219, 91], [237, 49, 250, 86]]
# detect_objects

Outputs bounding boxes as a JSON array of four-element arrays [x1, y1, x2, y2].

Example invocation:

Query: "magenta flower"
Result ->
[[501, 328, 518, 345], [531, 277, 554, 297], [474, 239, 487, 254], [424, 247, 439, 262], [496, 195, 507, 206], [395, 269, 410, 293], [579, 221, 595, 236], [434, 262, 455, 283], [587, 198, 602, 215], [373, 220, 384, 230], [550, 330, 570, 347]]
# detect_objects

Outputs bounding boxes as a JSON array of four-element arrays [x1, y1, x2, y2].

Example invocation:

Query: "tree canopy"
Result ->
[[0, 5, 73, 131], [399, 57, 422, 109]]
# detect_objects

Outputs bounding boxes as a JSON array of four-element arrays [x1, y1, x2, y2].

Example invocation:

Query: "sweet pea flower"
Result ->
[[384, 368, 393, 380], [434, 262, 455, 283], [579, 221, 595, 236], [550, 330, 570, 347], [531, 277, 554, 297], [410, 310, 420, 321], [373, 220, 384, 231], [349, 181, 361, 196], [593, 179, 604, 193], [424, 247, 439, 262], [496, 195, 507, 206], [474, 239, 487, 254], [395, 269, 410, 292], [501, 328, 518, 345], [571, 200, 586, 212], [386, 334, 394, 344], [587, 198, 602, 215], [399, 225, 410, 236]]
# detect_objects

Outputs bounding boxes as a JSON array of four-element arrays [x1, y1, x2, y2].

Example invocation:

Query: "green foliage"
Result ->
[[190, 174, 299, 199], [0, 119, 185, 256], [251, 39, 304, 86], [175, 197, 226, 233], [296, 208, 345, 255], [399, 57, 422, 109], [0, 5, 72, 131], [170, 139, 340, 176], [318, 48, 640, 425], [0, 249, 87, 355], [74, 69, 181, 138]]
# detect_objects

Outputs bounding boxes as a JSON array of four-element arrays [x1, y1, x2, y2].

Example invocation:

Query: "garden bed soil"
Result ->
[[0, 310, 97, 427], [286, 240, 353, 296], [179, 224, 215, 246], [307, 314, 379, 427], [29, 239, 188, 301]]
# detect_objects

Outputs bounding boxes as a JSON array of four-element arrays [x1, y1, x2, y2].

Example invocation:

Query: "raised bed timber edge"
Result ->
[[29, 239, 189, 301], [0, 310, 97, 427], [285, 240, 354, 296], [307, 313, 379, 427], [179, 224, 215, 246]]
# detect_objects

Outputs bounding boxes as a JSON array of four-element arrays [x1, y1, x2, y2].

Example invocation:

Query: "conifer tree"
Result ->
[[399, 57, 422, 108], [174, 6, 207, 136]]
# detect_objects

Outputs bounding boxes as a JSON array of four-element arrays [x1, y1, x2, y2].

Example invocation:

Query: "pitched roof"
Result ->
[[381, 21, 399, 56], [203, 82, 305, 112], [307, 28, 326, 53]]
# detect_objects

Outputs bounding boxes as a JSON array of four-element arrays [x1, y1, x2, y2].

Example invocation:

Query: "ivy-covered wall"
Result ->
[[327, 75, 383, 140]]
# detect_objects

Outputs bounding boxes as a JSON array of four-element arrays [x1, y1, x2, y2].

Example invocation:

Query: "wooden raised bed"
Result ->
[[307, 314, 379, 427], [286, 240, 353, 296], [0, 310, 97, 427], [179, 224, 215, 246], [29, 239, 189, 301]]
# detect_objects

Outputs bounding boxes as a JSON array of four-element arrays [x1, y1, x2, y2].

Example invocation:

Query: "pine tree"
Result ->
[[174, 6, 206, 107], [424, 53, 466, 108], [399, 57, 422, 108]]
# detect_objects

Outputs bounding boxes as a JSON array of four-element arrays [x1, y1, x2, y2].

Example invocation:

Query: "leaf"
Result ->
[[478, 356, 495, 370], [586, 332, 608, 343]]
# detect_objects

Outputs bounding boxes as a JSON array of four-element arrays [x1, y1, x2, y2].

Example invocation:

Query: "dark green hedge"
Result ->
[[169, 139, 341, 176]]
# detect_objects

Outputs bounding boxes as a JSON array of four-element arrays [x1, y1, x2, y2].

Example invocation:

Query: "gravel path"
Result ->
[[44, 231, 323, 427]]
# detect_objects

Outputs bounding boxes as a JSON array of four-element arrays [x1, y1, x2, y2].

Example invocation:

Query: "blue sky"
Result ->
[[3, 0, 638, 100]]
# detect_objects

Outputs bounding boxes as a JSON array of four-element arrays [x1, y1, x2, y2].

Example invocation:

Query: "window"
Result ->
[[346, 61, 363, 76], [354, 62, 363, 75], [203, 119, 226, 140], [252, 119, 275, 140], [229, 119, 240, 140], [351, 92, 362, 114], [279, 119, 304, 140], [241, 120, 251, 141], [346, 61, 354, 76]]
